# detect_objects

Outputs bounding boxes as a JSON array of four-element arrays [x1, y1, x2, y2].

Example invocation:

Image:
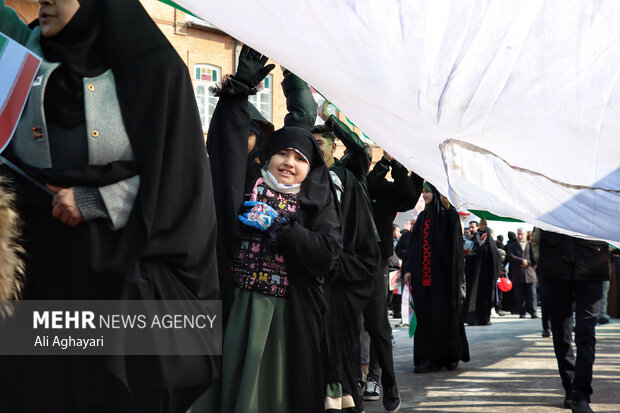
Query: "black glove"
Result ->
[[234, 45, 276, 88]]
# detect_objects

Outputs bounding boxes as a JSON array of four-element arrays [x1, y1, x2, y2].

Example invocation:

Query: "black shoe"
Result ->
[[520, 314, 526, 319], [383, 385, 401, 413], [447, 361, 459, 371], [531, 314, 539, 319], [414, 361, 438, 374], [542, 329, 551, 338], [563, 394, 574, 408], [571, 400, 594, 413], [598, 317, 610, 325]]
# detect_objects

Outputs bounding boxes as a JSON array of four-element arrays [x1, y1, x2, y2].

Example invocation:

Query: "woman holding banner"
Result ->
[[403, 182, 470, 374], [0, 0, 219, 412]]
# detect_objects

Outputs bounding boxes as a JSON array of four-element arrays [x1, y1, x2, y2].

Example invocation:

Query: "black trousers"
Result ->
[[539, 276, 602, 402], [513, 281, 537, 317], [364, 263, 396, 389]]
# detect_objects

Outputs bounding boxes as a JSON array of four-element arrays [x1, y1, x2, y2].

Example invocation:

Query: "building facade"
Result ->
[[7, 0, 380, 162]]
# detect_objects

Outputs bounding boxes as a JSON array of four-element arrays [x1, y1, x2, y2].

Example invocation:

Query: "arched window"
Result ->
[[193, 64, 221, 130], [248, 74, 272, 122]]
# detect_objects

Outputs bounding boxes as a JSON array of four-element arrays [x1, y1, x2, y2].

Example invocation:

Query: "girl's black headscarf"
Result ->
[[263, 126, 315, 166], [37, 0, 107, 127], [262, 126, 336, 227]]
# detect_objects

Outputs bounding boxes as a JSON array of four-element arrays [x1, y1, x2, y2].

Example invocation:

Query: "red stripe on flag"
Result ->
[[0, 53, 40, 152]]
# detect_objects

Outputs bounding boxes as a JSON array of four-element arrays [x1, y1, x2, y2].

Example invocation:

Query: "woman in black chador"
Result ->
[[463, 218, 501, 325], [0, 0, 219, 411], [403, 182, 469, 373]]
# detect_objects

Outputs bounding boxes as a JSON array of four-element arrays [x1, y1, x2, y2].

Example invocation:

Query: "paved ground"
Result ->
[[364, 314, 620, 413]]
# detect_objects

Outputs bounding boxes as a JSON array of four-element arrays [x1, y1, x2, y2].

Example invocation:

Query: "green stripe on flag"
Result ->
[[157, 0, 198, 18], [315, 90, 373, 142], [468, 209, 523, 223], [0, 34, 8, 57]]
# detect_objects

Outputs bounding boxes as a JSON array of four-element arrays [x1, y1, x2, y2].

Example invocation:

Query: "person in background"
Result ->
[[496, 234, 505, 250], [537, 230, 609, 413], [597, 247, 617, 325], [501, 231, 518, 314], [463, 218, 501, 326], [403, 182, 469, 373], [532, 228, 552, 337], [507, 228, 538, 319], [389, 224, 403, 319]]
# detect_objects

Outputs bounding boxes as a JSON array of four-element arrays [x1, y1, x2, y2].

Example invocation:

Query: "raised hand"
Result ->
[[234, 45, 276, 88]]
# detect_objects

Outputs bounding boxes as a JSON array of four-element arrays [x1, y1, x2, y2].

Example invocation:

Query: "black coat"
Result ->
[[323, 161, 380, 412], [506, 241, 537, 284], [464, 230, 501, 325], [395, 230, 414, 270], [536, 230, 609, 281]]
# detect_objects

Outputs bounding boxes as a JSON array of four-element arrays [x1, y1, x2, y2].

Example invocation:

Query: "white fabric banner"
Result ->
[[175, 0, 620, 243]]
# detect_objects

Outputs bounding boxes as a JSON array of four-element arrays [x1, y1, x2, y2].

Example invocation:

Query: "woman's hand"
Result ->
[[318, 100, 330, 122], [47, 184, 84, 227], [403, 272, 411, 284], [440, 195, 451, 210]]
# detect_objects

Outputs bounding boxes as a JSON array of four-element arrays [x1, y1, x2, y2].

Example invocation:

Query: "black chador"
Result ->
[[404, 183, 469, 371], [463, 226, 501, 325], [0, 1, 219, 412]]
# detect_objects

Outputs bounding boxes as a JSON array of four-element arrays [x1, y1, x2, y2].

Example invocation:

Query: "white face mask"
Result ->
[[261, 168, 302, 195]]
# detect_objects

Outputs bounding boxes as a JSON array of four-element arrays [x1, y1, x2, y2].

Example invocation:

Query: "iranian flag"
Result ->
[[0, 32, 41, 153]]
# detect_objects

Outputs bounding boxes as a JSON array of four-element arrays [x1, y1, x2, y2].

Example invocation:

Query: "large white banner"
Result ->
[[175, 0, 620, 243]]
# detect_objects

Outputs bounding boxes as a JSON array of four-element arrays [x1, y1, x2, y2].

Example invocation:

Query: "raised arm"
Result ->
[[282, 71, 316, 131], [0, 0, 32, 46], [325, 111, 370, 181], [207, 46, 274, 245]]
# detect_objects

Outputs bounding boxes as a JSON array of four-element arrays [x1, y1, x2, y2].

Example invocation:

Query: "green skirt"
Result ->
[[192, 288, 288, 413]]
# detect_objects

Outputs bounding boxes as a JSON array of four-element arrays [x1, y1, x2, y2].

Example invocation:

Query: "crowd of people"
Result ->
[[0, 2, 615, 413]]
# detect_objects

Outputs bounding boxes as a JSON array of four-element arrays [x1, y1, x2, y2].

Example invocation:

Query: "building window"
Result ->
[[248, 74, 272, 122], [193, 64, 221, 130]]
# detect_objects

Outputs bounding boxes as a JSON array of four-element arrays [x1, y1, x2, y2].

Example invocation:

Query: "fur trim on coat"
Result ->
[[0, 177, 24, 319]]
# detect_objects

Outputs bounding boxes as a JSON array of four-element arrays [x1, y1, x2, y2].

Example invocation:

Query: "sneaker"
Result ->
[[571, 400, 594, 413], [383, 384, 401, 413], [363, 378, 381, 401], [598, 317, 610, 325], [357, 378, 366, 397], [542, 329, 551, 338]]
